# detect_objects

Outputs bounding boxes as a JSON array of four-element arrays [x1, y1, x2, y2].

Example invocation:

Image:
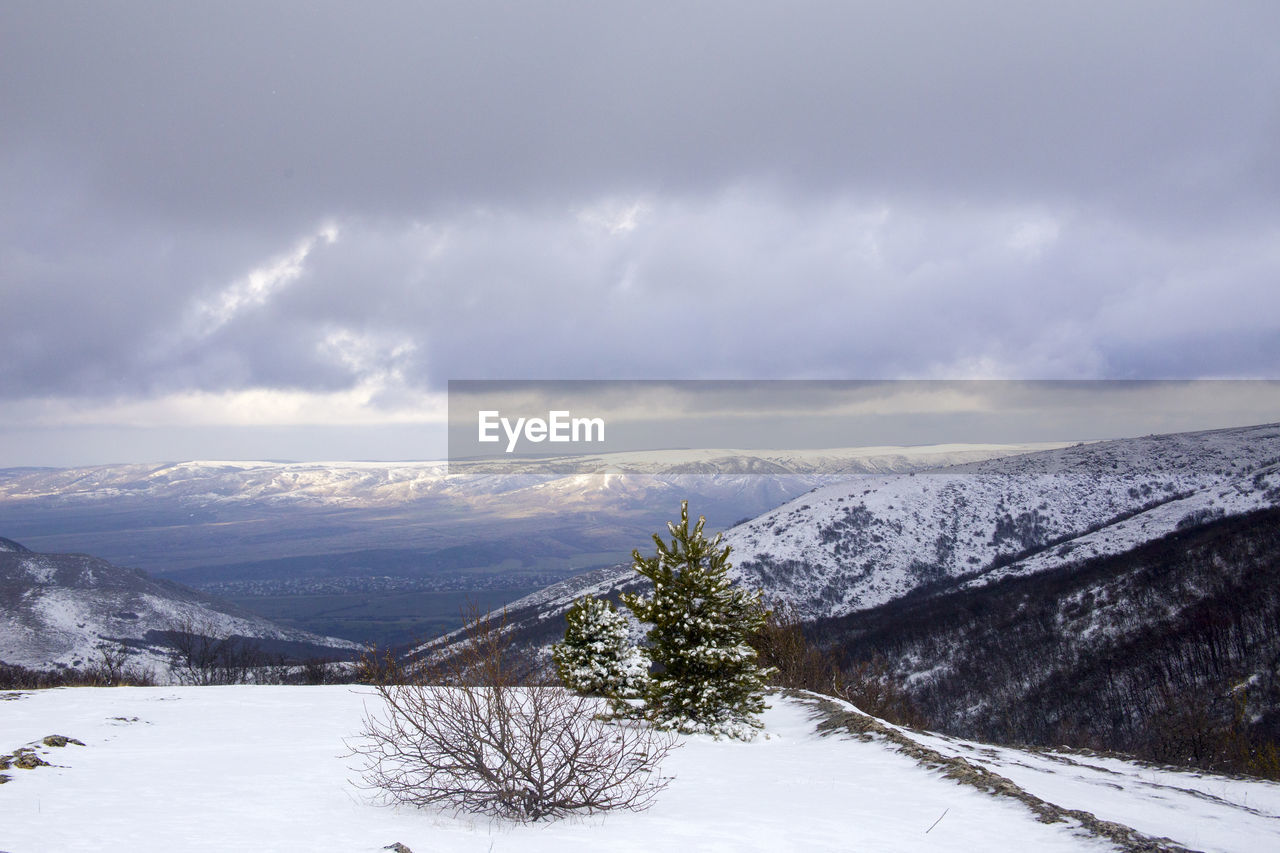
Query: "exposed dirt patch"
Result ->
[[1, 734, 85, 779]]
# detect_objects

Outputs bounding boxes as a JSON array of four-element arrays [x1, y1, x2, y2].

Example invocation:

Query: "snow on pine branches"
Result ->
[[621, 501, 774, 740], [552, 595, 648, 711]]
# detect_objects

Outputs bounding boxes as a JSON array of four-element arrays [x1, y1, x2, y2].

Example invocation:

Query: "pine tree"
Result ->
[[552, 595, 647, 710], [623, 501, 773, 739]]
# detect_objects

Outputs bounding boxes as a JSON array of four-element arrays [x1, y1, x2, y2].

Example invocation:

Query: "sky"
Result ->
[[3, 2, 1279, 466]]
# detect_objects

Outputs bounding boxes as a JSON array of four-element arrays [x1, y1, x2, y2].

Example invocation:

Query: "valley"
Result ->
[[0, 443, 1048, 645]]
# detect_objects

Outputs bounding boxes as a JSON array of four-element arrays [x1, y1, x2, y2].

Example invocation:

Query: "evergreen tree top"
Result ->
[[631, 500, 732, 582]]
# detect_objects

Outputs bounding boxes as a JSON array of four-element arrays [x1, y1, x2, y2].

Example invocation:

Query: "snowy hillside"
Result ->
[[5, 685, 1275, 852], [731, 423, 1280, 617], [495, 423, 1280, 630], [0, 543, 357, 672]]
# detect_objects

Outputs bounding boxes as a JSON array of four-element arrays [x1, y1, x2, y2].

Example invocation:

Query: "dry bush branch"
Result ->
[[350, 606, 679, 822]]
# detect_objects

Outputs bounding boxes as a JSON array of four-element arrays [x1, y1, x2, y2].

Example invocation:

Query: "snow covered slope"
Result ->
[[489, 423, 1280, 637], [0, 543, 357, 671], [730, 422, 1280, 617], [2, 686, 1274, 852]]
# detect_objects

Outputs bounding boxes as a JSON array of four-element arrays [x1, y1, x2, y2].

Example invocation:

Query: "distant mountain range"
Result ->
[[0, 442, 1069, 650], [0, 443, 1064, 583], [0, 443, 1069, 508]]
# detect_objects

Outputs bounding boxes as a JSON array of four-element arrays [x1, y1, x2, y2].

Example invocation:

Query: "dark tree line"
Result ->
[[162, 614, 352, 685]]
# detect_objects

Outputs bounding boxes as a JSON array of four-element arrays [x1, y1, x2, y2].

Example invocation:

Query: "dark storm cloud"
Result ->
[[2, 1, 1279, 465], [5, 1, 1278, 223]]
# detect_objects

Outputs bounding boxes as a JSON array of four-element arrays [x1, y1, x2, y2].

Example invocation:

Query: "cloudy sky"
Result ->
[[3, 2, 1279, 465]]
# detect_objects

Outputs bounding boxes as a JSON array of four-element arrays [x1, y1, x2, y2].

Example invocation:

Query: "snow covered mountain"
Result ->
[[486, 422, 1280, 642], [813, 505, 1280, 765], [0, 540, 358, 672]]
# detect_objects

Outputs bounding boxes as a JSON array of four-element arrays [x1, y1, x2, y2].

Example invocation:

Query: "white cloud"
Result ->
[[318, 327, 417, 384], [185, 222, 339, 338], [0, 384, 447, 429], [1007, 215, 1062, 257], [576, 199, 650, 236]]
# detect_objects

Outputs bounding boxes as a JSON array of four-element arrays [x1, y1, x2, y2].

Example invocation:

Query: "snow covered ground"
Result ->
[[5, 686, 1276, 852], [909, 727, 1280, 853]]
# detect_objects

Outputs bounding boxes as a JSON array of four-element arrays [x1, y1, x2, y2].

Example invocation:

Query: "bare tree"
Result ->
[[89, 641, 155, 686], [749, 600, 835, 691], [748, 600, 927, 728], [165, 614, 221, 684], [166, 614, 283, 685], [350, 607, 679, 822]]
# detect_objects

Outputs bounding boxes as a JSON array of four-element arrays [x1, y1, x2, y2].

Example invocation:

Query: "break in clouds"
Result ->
[[2, 2, 1279, 461]]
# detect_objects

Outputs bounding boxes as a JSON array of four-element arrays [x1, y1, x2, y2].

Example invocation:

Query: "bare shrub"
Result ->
[[88, 641, 156, 686], [750, 600, 837, 691], [298, 656, 340, 685], [835, 656, 928, 729], [0, 655, 156, 689], [165, 615, 285, 685], [750, 601, 927, 728], [350, 607, 679, 822]]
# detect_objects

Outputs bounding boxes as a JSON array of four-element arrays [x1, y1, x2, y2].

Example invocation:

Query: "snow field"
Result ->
[[3, 686, 1120, 853]]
